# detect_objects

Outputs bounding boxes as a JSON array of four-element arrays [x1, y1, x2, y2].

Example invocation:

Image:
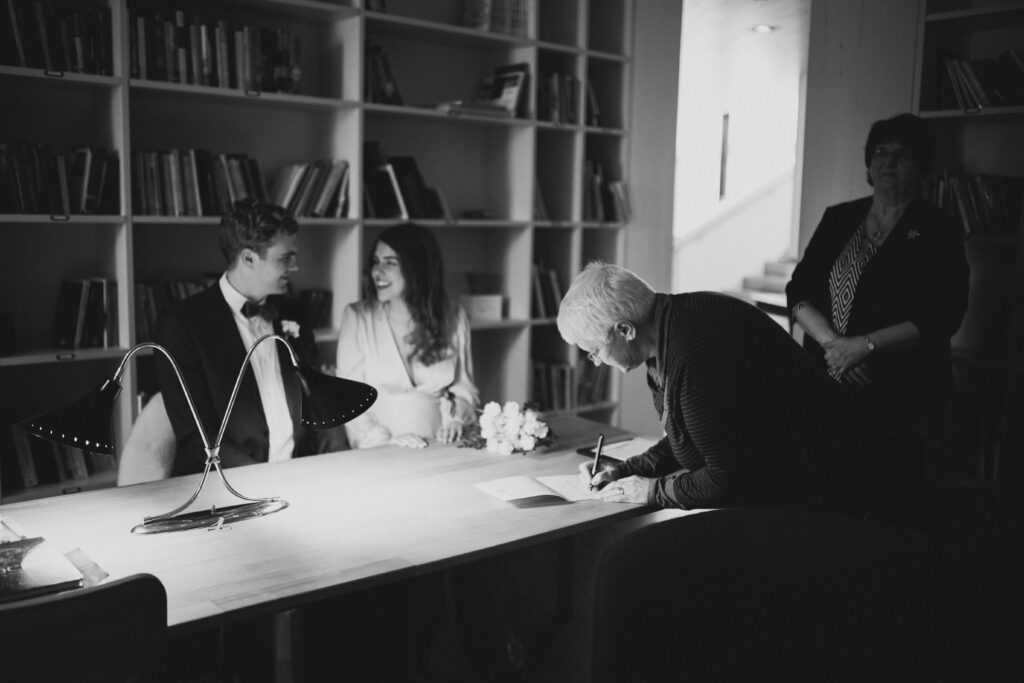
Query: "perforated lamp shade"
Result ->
[[18, 379, 123, 455], [297, 361, 377, 429]]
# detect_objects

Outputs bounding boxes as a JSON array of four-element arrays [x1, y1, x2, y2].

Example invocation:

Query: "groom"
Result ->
[[155, 198, 347, 476]]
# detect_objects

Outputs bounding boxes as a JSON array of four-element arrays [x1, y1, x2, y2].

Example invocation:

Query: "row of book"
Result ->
[[532, 360, 611, 413], [364, 143, 448, 220], [0, 0, 112, 75], [9, 425, 115, 489], [134, 276, 216, 342], [460, 0, 530, 37], [584, 160, 631, 223], [531, 263, 563, 319], [132, 149, 266, 217], [924, 173, 1023, 237], [134, 278, 330, 342], [269, 159, 350, 219], [539, 72, 582, 125], [939, 50, 1024, 112], [51, 278, 117, 350], [0, 142, 118, 215], [128, 9, 303, 93]]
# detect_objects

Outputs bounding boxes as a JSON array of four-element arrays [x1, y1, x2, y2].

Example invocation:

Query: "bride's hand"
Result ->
[[390, 433, 427, 448], [436, 420, 465, 444]]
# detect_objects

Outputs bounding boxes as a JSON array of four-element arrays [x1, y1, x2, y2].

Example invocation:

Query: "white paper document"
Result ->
[[475, 474, 600, 504]]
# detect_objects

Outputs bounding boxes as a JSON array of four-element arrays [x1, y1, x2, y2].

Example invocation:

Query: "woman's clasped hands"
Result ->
[[578, 462, 650, 504], [822, 336, 873, 385]]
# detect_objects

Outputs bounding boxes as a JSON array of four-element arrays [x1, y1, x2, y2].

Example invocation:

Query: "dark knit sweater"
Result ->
[[614, 292, 863, 512]]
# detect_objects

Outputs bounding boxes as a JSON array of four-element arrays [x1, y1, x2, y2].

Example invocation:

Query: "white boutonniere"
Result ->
[[280, 320, 301, 339]]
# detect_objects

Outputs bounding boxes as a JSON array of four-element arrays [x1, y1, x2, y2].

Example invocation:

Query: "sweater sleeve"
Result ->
[[786, 205, 842, 313], [646, 314, 768, 509]]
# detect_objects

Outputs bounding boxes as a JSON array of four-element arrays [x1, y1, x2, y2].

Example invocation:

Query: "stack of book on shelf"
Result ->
[[269, 159, 349, 218], [940, 50, 1024, 112], [434, 100, 511, 118], [132, 149, 266, 217], [540, 71, 581, 124], [134, 275, 217, 341], [363, 142, 448, 220], [365, 43, 402, 105], [583, 161, 631, 223], [576, 360, 611, 407], [460, 0, 530, 37], [924, 172, 1023, 237], [0, 0, 112, 75], [128, 8, 303, 93], [9, 425, 116, 490], [531, 263, 563, 319], [50, 278, 117, 350], [0, 142, 118, 215], [532, 360, 610, 412], [434, 62, 530, 119]]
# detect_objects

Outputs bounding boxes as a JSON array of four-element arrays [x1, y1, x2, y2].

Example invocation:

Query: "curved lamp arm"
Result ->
[[143, 334, 297, 525]]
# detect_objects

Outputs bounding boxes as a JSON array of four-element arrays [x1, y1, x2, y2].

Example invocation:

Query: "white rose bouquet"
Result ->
[[460, 401, 554, 455]]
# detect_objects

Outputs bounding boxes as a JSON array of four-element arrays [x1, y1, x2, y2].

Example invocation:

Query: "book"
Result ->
[[366, 43, 402, 105], [381, 163, 409, 220], [490, 62, 530, 117], [474, 474, 601, 506], [310, 158, 348, 217], [9, 424, 39, 488]]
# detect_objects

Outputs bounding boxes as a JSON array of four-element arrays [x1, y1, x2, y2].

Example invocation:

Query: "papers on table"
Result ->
[[475, 474, 600, 505]]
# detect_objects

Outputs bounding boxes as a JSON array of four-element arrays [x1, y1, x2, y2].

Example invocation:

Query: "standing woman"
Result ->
[[786, 113, 969, 510], [337, 222, 478, 448]]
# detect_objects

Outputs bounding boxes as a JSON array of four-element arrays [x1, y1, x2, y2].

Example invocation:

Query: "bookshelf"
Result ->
[[913, 0, 1024, 486], [0, 0, 634, 501]]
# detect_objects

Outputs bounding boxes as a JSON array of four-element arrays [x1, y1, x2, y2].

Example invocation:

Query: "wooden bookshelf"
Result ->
[[913, 0, 1024, 486], [0, 0, 634, 501]]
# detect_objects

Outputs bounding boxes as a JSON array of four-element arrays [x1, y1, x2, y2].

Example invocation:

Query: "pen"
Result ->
[[589, 433, 605, 490]]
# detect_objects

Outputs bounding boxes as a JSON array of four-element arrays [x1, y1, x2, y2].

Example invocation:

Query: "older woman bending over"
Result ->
[[560, 262, 866, 514]]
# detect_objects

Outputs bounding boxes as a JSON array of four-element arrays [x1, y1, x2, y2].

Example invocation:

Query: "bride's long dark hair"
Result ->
[[365, 223, 454, 365]]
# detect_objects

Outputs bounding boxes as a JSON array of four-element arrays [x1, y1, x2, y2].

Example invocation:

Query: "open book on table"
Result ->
[[475, 474, 599, 507]]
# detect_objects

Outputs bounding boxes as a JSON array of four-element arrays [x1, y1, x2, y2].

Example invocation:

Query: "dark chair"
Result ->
[[0, 572, 167, 683], [591, 509, 1019, 683]]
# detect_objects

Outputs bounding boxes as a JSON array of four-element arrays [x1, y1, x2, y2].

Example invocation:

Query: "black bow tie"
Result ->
[[241, 300, 278, 321]]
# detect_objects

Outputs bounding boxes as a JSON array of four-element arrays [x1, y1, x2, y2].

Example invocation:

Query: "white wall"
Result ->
[[620, 0, 683, 437], [672, 0, 809, 294], [798, 0, 922, 253]]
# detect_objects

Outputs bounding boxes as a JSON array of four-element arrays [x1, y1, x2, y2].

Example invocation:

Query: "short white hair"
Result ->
[[556, 262, 656, 348]]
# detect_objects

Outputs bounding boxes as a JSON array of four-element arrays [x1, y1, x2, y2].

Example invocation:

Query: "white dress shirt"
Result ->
[[219, 275, 294, 462]]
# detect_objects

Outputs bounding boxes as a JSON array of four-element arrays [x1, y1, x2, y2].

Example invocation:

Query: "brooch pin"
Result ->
[[907, 230, 920, 240]]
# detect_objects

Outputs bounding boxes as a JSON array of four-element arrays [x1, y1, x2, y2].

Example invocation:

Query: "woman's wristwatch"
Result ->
[[864, 334, 877, 353]]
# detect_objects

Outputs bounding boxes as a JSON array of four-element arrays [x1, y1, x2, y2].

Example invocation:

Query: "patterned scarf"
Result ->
[[827, 222, 878, 379]]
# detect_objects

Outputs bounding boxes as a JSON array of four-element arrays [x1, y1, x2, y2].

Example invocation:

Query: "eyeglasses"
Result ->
[[870, 146, 913, 163], [585, 330, 614, 364]]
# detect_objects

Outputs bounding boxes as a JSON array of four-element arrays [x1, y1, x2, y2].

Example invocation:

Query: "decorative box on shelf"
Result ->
[[459, 294, 505, 322]]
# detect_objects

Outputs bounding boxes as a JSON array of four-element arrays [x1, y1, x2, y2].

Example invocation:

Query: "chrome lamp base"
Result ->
[[131, 498, 289, 534]]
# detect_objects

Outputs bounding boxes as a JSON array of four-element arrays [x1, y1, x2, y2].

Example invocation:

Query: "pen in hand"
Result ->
[[589, 433, 605, 491]]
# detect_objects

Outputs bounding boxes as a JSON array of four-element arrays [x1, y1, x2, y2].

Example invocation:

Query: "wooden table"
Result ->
[[0, 416, 651, 633]]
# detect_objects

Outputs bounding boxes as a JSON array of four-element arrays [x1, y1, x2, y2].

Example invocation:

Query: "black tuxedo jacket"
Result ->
[[154, 284, 347, 476]]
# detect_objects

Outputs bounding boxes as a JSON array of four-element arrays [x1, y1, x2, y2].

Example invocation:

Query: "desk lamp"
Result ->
[[18, 334, 377, 534]]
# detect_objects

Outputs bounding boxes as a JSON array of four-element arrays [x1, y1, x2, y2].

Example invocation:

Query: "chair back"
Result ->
[[591, 508, 1015, 682], [0, 572, 167, 682], [118, 392, 175, 485]]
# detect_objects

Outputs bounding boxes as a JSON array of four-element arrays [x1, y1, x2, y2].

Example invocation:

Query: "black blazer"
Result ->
[[154, 284, 347, 475], [786, 196, 969, 415]]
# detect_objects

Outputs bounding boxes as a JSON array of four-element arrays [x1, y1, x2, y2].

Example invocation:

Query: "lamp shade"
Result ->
[[17, 379, 123, 455], [296, 361, 377, 429]]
